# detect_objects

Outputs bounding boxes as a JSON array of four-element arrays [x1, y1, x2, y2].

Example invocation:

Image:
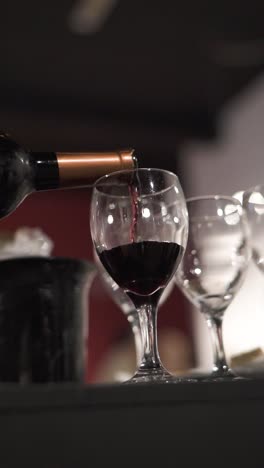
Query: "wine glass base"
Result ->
[[124, 368, 197, 384], [189, 367, 247, 382], [124, 368, 173, 384]]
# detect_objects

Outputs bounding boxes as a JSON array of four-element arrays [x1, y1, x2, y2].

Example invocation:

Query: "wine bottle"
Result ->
[[0, 134, 137, 218]]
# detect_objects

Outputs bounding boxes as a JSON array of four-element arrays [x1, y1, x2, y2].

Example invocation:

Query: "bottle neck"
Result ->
[[31, 152, 59, 190], [31, 150, 136, 191]]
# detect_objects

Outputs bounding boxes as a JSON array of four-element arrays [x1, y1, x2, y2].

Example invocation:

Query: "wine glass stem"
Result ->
[[137, 300, 162, 371], [206, 315, 229, 375], [130, 315, 143, 367]]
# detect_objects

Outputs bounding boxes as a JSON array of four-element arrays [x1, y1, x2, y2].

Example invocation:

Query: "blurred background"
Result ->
[[1, 0, 264, 381]]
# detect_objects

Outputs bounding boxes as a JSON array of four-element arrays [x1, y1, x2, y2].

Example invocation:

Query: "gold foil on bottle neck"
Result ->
[[56, 149, 136, 188]]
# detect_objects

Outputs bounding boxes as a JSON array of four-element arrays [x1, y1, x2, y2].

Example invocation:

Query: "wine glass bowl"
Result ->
[[175, 195, 250, 379], [90, 168, 188, 383]]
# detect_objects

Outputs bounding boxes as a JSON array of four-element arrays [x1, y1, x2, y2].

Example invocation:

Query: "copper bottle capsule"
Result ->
[[56, 149, 136, 188]]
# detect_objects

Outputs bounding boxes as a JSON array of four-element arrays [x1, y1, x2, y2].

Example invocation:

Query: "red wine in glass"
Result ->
[[98, 240, 183, 296]]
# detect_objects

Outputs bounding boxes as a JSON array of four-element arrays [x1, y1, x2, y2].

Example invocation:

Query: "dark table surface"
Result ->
[[1, 377, 264, 468]]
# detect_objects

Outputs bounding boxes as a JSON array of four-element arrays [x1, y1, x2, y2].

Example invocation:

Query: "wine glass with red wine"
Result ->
[[90, 168, 188, 383], [94, 248, 175, 379], [175, 195, 250, 380]]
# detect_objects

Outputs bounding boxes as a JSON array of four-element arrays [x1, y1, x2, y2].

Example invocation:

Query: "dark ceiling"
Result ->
[[1, 0, 264, 158]]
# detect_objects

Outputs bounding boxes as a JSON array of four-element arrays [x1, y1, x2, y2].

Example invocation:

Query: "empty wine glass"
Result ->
[[90, 168, 188, 383], [238, 185, 264, 273], [175, 195, 250, 380], [94, 248, 175, 373]]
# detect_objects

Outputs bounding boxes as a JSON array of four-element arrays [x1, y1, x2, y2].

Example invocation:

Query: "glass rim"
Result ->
[[185, 194, 244, 222], [186, 194, 242, 205], [244, 183, 263, 193], [93, 167, 181, 198]]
